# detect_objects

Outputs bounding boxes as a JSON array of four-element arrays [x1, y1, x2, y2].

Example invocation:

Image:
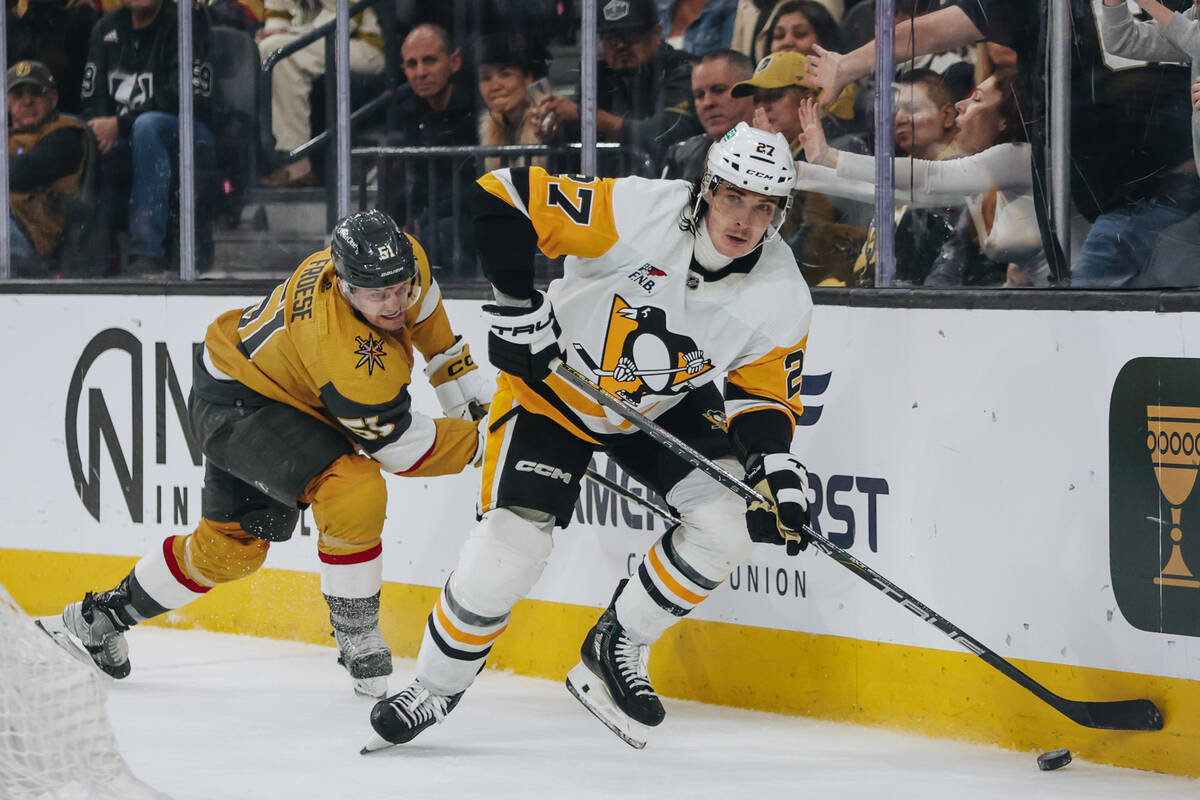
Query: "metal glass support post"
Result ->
[[335, 0, 352, 220], [873, 0, 896, 287], [1050, 0, 1071, 265], [580, 0, 598, 177], [0, 11, 10, 279], [178, 0, 196, 280]]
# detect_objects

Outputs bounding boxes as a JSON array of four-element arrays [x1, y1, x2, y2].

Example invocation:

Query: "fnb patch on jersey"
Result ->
[[626, 263, 667, 293]]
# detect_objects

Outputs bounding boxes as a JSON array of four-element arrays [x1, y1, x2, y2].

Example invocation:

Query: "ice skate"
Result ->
[[48, 591, 132, 679], [334, 626, 393, 698], [361, 679, 463, 753], [566, 582, 665, 749]]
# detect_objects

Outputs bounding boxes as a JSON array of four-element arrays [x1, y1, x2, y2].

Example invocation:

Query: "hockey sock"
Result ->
[[416, 577, 509, 696], [114, 535, 212, 624], [616, 526, 716, 643]]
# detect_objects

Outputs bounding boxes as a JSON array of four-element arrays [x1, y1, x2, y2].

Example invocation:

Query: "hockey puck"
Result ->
[[1037, 748, 1072, 771]]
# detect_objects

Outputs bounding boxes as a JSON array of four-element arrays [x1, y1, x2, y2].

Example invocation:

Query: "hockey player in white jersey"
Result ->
[[365, 122, 816, 750]]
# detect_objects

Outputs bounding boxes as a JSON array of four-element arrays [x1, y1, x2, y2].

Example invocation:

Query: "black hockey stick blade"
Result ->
[[1054, 697, 1163, 731], [553, 359, 1165, 733]]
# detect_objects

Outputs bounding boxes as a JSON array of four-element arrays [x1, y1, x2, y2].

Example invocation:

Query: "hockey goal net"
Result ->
[[0, 582, 166, 800]]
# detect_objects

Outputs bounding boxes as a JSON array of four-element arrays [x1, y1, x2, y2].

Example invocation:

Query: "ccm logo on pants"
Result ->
[[515, 460, 573, 484]]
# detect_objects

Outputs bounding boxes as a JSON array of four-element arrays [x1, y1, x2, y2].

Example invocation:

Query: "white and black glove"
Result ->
[[481, 291, 562, 383], [744, 452, 813, 556], [424, 336, 492, 420]]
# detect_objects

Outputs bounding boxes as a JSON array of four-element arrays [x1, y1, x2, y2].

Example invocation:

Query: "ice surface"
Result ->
[[103, 628, 1198, 800]]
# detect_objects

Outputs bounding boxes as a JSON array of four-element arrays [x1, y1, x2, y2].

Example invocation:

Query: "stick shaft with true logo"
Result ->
[[553, 359, 1165, 733]]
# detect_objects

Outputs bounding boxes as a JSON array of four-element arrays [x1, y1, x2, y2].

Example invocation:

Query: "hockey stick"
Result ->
[[584, 467, 682, 526], [553, 359, 1164, 732]]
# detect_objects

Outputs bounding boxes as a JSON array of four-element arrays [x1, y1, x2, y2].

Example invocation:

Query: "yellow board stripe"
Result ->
[[4, 548, 1197, 778]]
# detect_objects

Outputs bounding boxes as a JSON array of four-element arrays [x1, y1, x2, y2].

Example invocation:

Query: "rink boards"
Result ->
[[1, 292, 1197, 776]]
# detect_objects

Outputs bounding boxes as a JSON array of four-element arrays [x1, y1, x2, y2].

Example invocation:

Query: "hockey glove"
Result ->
[[424, 336, 492, 420], [744, 452, 813, 556], [481, 291, 562, 383]]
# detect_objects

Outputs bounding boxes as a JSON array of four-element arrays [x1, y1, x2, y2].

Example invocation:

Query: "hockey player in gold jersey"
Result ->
[[367, 122, 817, 750], [44, 210, 492, 698]]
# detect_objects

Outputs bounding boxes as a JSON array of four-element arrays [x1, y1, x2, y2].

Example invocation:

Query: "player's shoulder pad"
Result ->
[[609, 175, 692, 232], [748, 240, 814, 343]]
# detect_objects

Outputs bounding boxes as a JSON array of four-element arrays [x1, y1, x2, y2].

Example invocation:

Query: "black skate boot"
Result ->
[[566, 579, 664, 749], [361, 679, 464, 753], [52, 590, 133, 679], [326, 593, 393, 698]]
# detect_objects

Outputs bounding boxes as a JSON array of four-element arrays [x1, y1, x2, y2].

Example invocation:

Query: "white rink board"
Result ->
[[1, 293, 1197, 684]]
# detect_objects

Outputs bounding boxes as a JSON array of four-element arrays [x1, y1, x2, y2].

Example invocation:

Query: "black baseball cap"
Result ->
[[7, 60, 55, 93], [597, 0, 657, 33]]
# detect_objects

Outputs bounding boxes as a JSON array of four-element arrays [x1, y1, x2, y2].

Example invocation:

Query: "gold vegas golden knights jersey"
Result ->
[[478, 167, 813, 445], [202, 235, 479, 476]]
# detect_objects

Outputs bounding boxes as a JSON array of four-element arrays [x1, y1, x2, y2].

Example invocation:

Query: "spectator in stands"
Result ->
[[532, 0, 701, 174], [749, 0, 841, 62], [760, 1, 863, 141], [81, 0, 216, 276], [7, 60, 88, 277], [895, 68, 957, 161], [844, 69, 959, 285], [257, 0, 385, 187], [794, 69, 1046, 287], [6, 0, 98, 115], [731, 0, 843, 60], [662, 48, 755, 181], [895, 0, 973, 76], [658, 0, 739, 57], [733, 51, 867, 284], [475, 33, 547, 173], [381, 23, 478, 275], [803, 0, 1197, 286], [1096, 0, 1200, 288]]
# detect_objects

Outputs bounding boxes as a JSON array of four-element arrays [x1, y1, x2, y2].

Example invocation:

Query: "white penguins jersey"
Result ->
[[478, 167, 813, 442]]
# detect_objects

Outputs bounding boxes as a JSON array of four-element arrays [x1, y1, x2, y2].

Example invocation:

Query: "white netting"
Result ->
[[0, 584, 167, 800]]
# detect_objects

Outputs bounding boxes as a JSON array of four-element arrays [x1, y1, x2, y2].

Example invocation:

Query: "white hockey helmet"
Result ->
[[703, 121, 796, 198], [694, 122, 795, 237]]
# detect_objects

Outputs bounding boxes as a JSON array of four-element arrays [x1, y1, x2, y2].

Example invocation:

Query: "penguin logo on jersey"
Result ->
[[574, 295, 713, 404]]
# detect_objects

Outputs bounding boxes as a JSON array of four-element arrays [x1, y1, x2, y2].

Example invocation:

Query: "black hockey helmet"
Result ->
[[330, 209, 416, 289]]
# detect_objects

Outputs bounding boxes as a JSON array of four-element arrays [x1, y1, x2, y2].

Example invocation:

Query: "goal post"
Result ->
[[0, 583, 165, 800]]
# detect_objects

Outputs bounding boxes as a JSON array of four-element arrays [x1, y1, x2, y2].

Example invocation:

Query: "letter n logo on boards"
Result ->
[[1110, 357, 1200, 637]]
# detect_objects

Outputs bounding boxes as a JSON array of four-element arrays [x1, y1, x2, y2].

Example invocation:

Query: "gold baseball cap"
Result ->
[[731, 52, 816, 97]]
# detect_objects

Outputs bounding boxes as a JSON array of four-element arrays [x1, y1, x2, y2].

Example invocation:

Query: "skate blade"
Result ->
[[35, 617, 99, 671], [360, 732, 397, 755], [565, 661, 648, 750], [353, 676, 388, 699]]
